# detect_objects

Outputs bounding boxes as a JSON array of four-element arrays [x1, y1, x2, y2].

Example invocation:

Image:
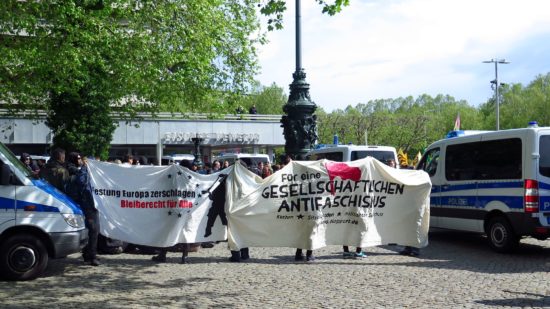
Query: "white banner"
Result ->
[[227, 158, 431, 250], [87, 157, 431, 250], [88, 161, 229, 247]]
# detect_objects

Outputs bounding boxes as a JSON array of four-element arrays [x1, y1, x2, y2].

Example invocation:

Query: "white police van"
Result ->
[[416, 124, 550, 252], [215, 153, 271, 167], [161, 154, 195, 166], [0, 143, 87, 280], [306, 144, 399, 166]]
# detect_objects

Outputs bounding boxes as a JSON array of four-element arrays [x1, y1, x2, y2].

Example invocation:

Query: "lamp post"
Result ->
[[280, 0, 318, 160], [191, 134, 203, 168], [483, 58, 509, 130]]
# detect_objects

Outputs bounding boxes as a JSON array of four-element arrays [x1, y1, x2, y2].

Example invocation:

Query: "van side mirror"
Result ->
[[0, 163, 12, 185]]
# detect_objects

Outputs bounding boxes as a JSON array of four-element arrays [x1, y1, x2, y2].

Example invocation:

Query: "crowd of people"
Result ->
[[19, 149, 419, 267]]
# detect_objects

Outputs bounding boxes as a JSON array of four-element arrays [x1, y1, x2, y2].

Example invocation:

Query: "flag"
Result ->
[[453, 113, 461, 131]]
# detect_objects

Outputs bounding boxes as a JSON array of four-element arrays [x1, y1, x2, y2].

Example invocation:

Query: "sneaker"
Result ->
[[180, 257, 189, 264], [306, 255, 316, 262], [354, 251, 367, 258], [295, 254, 304, 261], [343, 252, 355, 259], [151, 255, 167, 263]]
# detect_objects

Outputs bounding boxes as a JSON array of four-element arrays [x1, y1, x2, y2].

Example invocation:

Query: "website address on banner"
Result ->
[[319, 219, 359, 225], [120, 199, 193, 209]]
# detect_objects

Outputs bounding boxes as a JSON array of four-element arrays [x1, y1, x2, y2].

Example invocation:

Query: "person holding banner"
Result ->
[[66, 153, 101, 266]]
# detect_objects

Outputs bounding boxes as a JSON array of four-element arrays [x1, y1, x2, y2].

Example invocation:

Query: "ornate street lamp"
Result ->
[[281, 0, 318, 160]]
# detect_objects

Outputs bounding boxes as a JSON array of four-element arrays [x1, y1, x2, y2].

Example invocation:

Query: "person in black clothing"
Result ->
[[20, 153, 40, 177], [66, 152, 100, 266], [249, 104, 257, 114]]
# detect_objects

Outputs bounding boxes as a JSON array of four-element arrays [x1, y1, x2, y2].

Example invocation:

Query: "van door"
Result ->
[[0, 161, 16, 230], [416, 147, 441, 227], [537, 134, 550, 223]]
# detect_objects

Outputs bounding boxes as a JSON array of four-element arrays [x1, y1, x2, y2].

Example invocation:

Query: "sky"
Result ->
[[256, 0, 550, 112]]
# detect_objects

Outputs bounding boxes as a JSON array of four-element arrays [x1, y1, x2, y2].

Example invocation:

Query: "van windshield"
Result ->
[[539, 136, 550, 177], [351, 151, 396, 163], [0, 142, 32, 178], [239, 157, 269, 167]]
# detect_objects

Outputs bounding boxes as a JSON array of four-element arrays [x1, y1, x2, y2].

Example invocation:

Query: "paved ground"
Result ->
[[1, 230, 549, 308]]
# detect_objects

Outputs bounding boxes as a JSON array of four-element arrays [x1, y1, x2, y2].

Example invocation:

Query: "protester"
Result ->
[[227, 161, 250, 262], [282, 154, 315, 262], [211, 160, 221, 173], [66, 153, 101, 266], [20, 153, 40, 177], [122, 154, 134, 165], [272, 164, 281, 173], [152, 159, 195, 264], [261, 164, 272, 179], [222, 160, 230, 169], [40, 148, 69, 192], [386, 158, 420, 257]]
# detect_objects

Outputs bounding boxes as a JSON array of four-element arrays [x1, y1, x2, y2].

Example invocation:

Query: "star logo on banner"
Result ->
[[178, 213, 182, 218], [297, 214, 304, 219], [168, 210, 172, 216], [178, 171, 182, 176]]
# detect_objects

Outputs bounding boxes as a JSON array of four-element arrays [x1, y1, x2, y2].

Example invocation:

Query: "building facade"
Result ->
[[0, 113, 285, 164]]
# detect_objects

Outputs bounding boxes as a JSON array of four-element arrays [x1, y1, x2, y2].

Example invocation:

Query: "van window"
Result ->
[[417, 148, 440, 177], [446, 138, 522, 181], [539, 135, 550, 177], [310, 152, 344, 162], [351, 150, 395, 163]]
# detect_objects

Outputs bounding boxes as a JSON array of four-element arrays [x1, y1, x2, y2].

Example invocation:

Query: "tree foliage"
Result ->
[[0, 0, 261, 157], [316, 94, 483, 156], [260, 0, 350, 31]]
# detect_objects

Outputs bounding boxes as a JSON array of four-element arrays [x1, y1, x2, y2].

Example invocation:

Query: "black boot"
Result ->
[[240, 248, 250, 261], [229, 250, 240, 262], [295, 249, 304, 261]]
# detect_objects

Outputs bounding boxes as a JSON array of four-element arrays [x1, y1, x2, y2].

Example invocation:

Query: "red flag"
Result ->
[[453, 113, 461, 131]]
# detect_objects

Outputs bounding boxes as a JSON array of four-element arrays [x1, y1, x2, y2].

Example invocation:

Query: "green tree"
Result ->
[[238, 82, 287, 115], [260, 0, 350, 30], [0, 0, 261, 157]]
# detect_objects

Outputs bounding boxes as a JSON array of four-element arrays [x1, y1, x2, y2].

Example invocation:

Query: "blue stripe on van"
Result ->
[[0, 196, 60, 212], [31, 179, 83, 215], [436, 181, 523, 193], [439, 195, 524, 209]]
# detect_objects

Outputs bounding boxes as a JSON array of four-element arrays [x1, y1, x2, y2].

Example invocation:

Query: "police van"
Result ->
[[215, 153, 271, 167], [161, 154, 195, 166], [306, 144, 399, 166], [0, 143, 87, 280], [416, 124, 550, 252]]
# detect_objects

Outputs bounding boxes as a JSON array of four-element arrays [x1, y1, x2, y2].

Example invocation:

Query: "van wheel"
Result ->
[[487, 217, 519, 253], [0, 234, 49, 281]]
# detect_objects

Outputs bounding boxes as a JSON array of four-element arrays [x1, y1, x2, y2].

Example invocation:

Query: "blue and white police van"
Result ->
[[416, 123, 550, 252], [0, 142, 87, 280]]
